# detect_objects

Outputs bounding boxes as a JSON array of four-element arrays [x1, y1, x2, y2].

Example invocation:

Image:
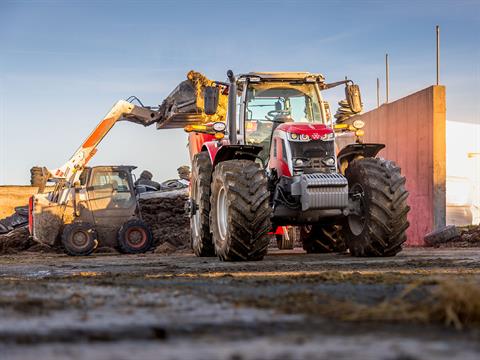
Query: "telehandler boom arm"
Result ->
[[49, 100, 160, 184], [44, 70, 226, 186]]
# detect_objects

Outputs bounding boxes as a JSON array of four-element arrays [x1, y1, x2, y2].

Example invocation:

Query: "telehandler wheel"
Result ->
[[62, 223, 98, 256], [344, 158, 410, 257], [190, 152, 215, 257], [210, 160, 272, 261], [300, 224, 346, 253], [117, 219, 153, 254]]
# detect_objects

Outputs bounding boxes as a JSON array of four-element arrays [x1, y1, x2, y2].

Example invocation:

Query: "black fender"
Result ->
[[337, 143, 385, 173], [212, 144, 263, 167]]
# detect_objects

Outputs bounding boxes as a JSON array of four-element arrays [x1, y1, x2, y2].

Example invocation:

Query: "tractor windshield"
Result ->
[[244, 82, 323, 158]]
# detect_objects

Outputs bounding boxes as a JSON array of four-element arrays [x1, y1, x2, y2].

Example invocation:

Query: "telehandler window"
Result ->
[[91, 170, 131, 193]]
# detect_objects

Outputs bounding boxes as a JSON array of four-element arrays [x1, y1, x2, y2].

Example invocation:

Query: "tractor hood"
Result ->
[[276, 123, 333, 140]]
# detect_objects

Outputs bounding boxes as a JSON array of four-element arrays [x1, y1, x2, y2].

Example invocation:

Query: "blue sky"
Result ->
[[0, 0, 479, 184]]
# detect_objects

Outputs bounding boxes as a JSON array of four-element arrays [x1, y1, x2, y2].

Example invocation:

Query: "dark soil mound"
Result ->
[[138, 189, 190, 251], [435, 225, 480, 248], [0, 226, 32, 254]]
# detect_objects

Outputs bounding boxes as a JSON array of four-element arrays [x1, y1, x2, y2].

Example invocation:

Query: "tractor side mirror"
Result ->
[[204, 86, 219, 115], [323, 101, 332, 122], [345, 84, 363, 114]]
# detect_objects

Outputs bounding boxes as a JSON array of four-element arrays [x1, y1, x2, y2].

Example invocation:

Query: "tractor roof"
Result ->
[[238, 72, 325, 82]]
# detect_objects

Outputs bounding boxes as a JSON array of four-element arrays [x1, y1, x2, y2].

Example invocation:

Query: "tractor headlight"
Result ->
[[288, 133, 310, 142], [353, 119, 365, 129], [322, 156, 336, 167], [294, 159, 305, 167], [321, 132, 335, 141], [212, 122, 226, 132]]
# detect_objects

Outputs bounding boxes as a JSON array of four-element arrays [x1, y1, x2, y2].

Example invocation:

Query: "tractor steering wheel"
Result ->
[[267, 110, 291, 119]]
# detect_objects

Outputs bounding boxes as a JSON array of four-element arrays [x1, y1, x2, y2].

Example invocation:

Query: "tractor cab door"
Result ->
[[86, 168, 137, 245]]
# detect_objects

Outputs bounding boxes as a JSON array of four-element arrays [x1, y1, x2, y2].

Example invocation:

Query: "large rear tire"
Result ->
[[190, 152, 215, 257], [344, 158, 410, 257], [210, 160, 272, 261], [301, 224, 346, 253]]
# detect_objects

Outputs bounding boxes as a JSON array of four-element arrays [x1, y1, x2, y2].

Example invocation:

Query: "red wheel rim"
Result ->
[[125, 227, 147, 249]]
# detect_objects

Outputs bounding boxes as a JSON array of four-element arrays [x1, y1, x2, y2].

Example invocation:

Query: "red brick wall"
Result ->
[[336, 86, 446, 246]]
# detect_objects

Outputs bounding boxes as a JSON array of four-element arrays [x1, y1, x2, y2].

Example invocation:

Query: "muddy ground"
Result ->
[[0, 248, 479, 360]]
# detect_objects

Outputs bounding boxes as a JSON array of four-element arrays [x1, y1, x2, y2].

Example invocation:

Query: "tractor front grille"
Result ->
[[289, 139, 334, 159], [295, 173, 349, 211], [290, 140, 336, 175]]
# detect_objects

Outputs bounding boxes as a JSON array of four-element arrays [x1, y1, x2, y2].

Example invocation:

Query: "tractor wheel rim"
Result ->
[[348, 183, 366, 236], [192, 178, 200, 240], [217, 186, 227, 241], [126, 228, 147, 248], [72, 231, 88, 248]]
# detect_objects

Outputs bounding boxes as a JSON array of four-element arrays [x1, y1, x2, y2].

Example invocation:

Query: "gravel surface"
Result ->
[[0, 248, 479, 359]]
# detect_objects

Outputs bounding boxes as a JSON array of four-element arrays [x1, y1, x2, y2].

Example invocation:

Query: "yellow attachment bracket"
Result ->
[[187, 70, 228, 123], [184, 124, 208, 133], [334, 123, 360, 133]]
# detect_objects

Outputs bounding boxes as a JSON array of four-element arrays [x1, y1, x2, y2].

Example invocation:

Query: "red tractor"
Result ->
[[182, 71, 410, 261]]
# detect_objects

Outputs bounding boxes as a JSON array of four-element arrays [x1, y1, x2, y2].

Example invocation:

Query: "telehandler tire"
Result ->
[[344, 158, 410, 257], [117, 219, 153, 254], [210, 160, 272, 261], [300, 224, 346, 253], [190, 152, 215, 257], [62, 223, 98, 256]]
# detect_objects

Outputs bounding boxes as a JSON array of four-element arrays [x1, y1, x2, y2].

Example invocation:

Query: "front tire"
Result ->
[[62, 222, 98, 256], [210, 160, 272, 261], [344, 158, 410, 257], [190, 152, 215, 256]]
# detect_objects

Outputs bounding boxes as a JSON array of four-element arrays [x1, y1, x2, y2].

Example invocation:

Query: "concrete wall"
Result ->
[[337, 86, 446, 246]]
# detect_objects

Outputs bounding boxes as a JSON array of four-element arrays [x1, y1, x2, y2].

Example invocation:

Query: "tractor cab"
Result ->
[[242, 75, 328, 164], [237, 73, 336, 175]]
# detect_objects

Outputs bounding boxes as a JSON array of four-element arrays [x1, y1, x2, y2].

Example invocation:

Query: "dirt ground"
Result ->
[[0, 248, 479, 360]]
